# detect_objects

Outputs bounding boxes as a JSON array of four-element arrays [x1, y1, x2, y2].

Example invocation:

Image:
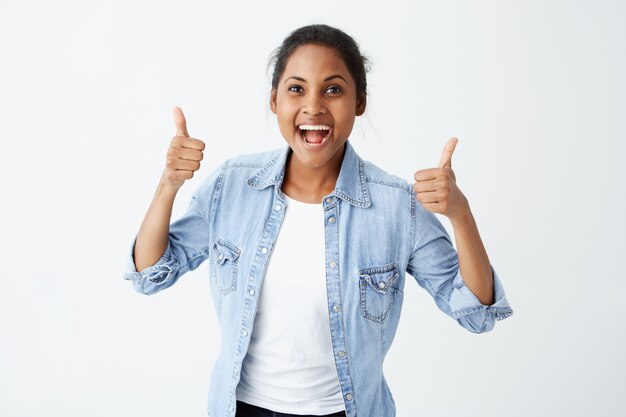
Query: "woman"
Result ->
[[124, 24, 513, 417]]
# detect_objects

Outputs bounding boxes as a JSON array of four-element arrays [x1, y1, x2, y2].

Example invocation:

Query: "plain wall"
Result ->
[[1, 0, 624, 416]]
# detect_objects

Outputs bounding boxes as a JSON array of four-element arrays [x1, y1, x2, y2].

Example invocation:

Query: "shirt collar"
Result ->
[[246, 140, 371, 208]]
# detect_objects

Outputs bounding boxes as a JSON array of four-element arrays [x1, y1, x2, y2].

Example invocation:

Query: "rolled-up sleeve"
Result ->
[[123, 163, 224, 295], [406, 204, 513, 333], [124, 236, 182, 295]]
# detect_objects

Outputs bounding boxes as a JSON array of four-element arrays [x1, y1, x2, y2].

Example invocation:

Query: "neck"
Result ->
[[281, 143, 346, 203]]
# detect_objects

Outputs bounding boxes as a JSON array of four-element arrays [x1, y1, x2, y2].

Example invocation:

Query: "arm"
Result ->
[[449, 203, 494, 306], [134, 106, 205, 271], [405, 202, 513, 333], [133, 175, 179, 272], [123, 106, 211, 295], [409, 137, 512, 332], [124, 166, 222, 295]]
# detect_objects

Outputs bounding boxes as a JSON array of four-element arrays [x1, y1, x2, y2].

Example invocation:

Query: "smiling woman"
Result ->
[[124, 23, 513, 417], [269, 42, 367, 203]]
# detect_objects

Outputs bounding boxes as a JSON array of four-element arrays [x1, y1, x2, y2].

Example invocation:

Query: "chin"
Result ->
[[292, 151, 331, 168]]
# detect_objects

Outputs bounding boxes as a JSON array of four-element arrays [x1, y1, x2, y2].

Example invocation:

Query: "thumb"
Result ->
[[438, 137, 459, 168], [172, 106, 189, 137]]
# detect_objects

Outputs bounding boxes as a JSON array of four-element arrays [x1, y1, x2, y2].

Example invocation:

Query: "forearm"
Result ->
[[133, 173, 179, 271], [449, 201, 494, 305]]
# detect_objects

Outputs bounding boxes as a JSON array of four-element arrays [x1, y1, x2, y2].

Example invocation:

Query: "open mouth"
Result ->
[[297, 124, 332, 147]]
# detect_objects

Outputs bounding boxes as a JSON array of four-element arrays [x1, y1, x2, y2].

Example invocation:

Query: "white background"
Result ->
[[1, 1, 624, 416]]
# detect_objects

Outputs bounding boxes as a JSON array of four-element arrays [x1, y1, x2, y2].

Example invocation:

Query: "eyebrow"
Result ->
[[283, 74, 348, 84]]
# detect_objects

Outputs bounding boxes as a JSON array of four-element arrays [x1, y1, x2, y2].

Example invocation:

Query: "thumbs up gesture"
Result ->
[[160, 106, 206, 190], [413, 137, 469, 221]]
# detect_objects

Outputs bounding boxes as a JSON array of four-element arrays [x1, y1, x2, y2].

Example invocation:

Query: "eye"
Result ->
[[326, 85, 342, 94], [288, 85, 303, 93]]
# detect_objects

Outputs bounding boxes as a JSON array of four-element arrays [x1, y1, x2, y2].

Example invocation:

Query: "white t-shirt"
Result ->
[[235, 193, 346, 414]]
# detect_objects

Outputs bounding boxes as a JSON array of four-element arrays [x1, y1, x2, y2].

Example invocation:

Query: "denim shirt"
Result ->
[[123, 140, 513, 417]]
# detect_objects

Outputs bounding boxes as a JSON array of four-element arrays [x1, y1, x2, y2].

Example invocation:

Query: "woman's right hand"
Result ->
[[160, 106, 206, 191]]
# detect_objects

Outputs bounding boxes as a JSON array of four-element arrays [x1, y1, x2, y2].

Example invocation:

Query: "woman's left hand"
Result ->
[[413, 137, 470, 221]]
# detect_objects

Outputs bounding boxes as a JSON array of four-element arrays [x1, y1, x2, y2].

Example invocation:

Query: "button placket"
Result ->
[[323, 194, 356, 410], [243, 196, 285, 326]]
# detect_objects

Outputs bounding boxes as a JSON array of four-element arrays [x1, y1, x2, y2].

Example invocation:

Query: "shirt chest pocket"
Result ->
[[212, 238, 241, 295], [359, 263, 400, 324]]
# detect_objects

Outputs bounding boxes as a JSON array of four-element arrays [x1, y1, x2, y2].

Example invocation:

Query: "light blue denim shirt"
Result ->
[[124, 140, 513, 417]]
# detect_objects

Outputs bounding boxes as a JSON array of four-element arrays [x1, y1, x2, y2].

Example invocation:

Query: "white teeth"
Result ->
[[298, 124, 331, 130], [298, 124, 331, 146]]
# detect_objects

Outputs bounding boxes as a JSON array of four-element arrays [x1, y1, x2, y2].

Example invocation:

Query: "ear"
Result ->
[[270, 89, 277, 114], [355, 93, 366, 116]]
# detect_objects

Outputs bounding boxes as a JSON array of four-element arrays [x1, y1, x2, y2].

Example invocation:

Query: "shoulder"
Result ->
[[201, 146, 284, 185], [359, 156, 443, 240], [357, 154, 417, 218], [223, 147, 283, 170], [193, 147, 282, 194], [361, 157, 413, 195]]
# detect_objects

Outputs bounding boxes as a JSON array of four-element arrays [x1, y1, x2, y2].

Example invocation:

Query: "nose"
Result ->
[[303, 94, 326, 116]]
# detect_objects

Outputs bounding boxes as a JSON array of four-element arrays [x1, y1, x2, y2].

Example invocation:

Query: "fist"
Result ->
[[413, 137, 468, 220], [161, 106, 206, 190]]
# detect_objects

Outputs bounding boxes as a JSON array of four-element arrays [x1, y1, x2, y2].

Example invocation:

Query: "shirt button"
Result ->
[[378, 281, 386, 289], [228, 405, 235, 412], [338, 351, 346, 358], [345, 393, 353, 401], [332, 305, 340, 313], [234, 368, 239, 375], [329, 261, 337, 269], [241, 330, 248, 337], [325, 198, 333, 204], [328, 216, 336, 224], [249, 289, 255, 296], [261, 247, 268, 254], [274, 204, 282, 211]]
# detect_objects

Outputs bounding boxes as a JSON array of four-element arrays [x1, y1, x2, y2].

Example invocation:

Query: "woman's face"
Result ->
[[270, 43, 366, 170]]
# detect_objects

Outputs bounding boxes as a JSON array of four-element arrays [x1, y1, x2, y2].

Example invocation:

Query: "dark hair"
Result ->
[[267, 24, 371, 100]]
